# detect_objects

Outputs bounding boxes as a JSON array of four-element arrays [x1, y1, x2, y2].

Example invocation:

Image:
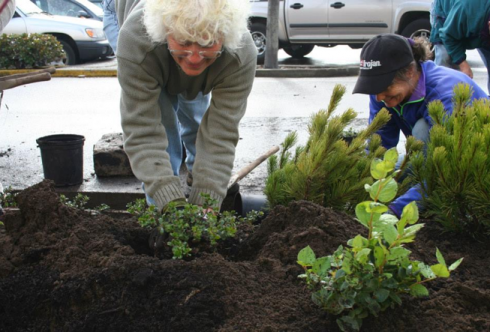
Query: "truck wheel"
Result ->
[[60, 40, 78, 65], [400, 18, 431, 40], [249, 22, 267, 64], [283, 44, 315, 59]]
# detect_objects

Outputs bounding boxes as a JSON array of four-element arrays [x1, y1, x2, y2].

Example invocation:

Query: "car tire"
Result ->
[[249, 21, 267, 64], [60, 40, 77, 65], [400, 18, 431, 40], [283, 44, 315, 59]]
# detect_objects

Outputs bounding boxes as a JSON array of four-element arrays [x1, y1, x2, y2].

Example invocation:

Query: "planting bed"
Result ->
[[0, 180, 489, 331]]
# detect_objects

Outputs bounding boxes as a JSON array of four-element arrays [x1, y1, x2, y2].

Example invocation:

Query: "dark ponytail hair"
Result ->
[[394, 37, 432, 82], [410, 37, 432, 62]]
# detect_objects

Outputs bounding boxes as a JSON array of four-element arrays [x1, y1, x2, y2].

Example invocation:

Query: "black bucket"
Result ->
[[36, 134, 85, 187]]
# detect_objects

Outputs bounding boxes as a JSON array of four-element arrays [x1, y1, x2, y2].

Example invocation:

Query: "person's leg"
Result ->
[[176, 92, 211, 172], [102, 0, 119, 53], [434, 44, 458, 69], [395, 117, 430, 182], [412, 117, 430, 155], [477, 48, 490, 95]]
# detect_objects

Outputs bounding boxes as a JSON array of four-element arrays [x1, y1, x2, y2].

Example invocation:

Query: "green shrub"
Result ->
[[264, 84, 422, 213], [0, 186, 17, 208], [128, 195, 261, 259], [298, 149, 463, 332], [411, 83, 490, 235], [60, 193, 110, 212], [0, 33, 64, 69]]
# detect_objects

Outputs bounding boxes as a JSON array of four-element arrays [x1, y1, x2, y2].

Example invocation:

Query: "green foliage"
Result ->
[[0, 186, 18, 208], [341, 127, 359, 139], [128, 194, 261, 259], [0, 185, 18, 226], [298, 149, 463, 332], [0, 33, 64, 69], [265, 84, 421, 213], [411, 83, 490, 235], [60, 194, 89, 209], [60, 194, 110, 211]]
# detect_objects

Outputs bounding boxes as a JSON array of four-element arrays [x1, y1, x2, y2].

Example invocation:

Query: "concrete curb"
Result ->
[[0, 68, 117, 78], [256, 66, 359, 78], [0, 65, 359, 78]]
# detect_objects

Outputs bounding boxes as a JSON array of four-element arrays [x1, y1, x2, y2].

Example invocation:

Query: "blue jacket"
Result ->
[[430, 0, 490, 64], [369, 61, 488, 216]]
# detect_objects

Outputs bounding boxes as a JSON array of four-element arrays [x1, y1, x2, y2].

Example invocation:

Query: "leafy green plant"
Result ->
[[60, 194, 89, 209], [128, 195, 261, 259], [411, 83, 490, 235], [0, 33, 64, 69], [341, 127, 359, 145], [0, 186, 18, 208], [297, 148, 463, 332], [265, 84, 421, 213], [60, 193, 110, 212]]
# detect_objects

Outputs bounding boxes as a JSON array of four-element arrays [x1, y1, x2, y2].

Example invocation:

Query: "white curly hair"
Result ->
[[143, 0, 251, 50]]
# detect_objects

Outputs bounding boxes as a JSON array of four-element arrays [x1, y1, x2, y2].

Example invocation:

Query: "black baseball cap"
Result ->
[[353, 34, 414, 95]]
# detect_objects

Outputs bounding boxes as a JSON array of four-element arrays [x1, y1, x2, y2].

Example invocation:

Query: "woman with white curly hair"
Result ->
[[116, 0, 257, 213]]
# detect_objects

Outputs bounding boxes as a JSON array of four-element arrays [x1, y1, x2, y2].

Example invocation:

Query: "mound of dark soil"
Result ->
[[0, 180, 489, 332]]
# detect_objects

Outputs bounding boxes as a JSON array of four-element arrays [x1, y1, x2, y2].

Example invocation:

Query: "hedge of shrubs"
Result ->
[[0, 33, 64, 69]]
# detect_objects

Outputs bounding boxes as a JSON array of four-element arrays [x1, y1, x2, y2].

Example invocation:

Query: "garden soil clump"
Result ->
[[0, 181, 489, 332]]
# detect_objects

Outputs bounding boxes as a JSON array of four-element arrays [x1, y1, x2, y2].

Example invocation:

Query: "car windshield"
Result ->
[[75, 0, 103, 16], [17, 0, 44, 15]]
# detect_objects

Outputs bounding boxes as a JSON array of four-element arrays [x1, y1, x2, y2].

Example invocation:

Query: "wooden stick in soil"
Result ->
[[227, 145, 280, 189]]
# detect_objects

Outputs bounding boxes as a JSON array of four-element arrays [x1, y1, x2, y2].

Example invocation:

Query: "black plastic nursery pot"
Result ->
[[220, 183, 269, 219], [233, 192, 269, 219], [36, 134, 85, 187]]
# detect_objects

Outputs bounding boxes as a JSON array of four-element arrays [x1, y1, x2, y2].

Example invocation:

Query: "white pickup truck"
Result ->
[[249, 0, 432, 62]]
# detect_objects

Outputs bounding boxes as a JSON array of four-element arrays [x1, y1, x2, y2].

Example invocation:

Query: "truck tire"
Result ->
[[400, 18, 431, 40], [283, 44, 315, 59], [60, 40, 78, 65], [249, 22, 267, 64]]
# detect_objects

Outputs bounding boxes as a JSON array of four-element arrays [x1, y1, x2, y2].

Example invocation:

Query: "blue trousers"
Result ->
[[144, 90, 211, 206], [102, 0, 119, 53], [391, 118, 430, 216]]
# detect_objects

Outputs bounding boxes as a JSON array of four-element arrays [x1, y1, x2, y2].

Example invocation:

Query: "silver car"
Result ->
[[2, 0, 111, 64]]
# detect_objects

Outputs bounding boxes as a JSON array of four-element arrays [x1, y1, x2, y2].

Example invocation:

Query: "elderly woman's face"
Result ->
[[375, 80, 413, 108], [167, 35, 223, 76]]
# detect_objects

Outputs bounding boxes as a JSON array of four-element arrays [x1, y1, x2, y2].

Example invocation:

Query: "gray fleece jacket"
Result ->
[[116, 0, 257, 211]]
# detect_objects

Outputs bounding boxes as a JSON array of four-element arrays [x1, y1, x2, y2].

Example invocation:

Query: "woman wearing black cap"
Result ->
[[353, 33, 488, 216]]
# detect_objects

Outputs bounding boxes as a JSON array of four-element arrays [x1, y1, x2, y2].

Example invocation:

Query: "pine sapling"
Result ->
[[265, 83, 398, 212], [411, 83, 490, 235]]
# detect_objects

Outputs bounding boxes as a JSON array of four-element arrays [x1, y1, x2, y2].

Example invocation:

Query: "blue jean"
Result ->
[[390, 118, 430, 216], [477, 48, 490, 94], [144, 90, 211, 206], [103, 0, 119, 53], [396, 117, 430, 171]]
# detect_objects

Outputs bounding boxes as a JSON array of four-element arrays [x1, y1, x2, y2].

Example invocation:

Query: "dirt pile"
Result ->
[[0, 180, 489, 332]]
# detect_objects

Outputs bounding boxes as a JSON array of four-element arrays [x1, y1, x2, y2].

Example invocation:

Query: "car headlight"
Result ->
[[85, 28, 105, 39]]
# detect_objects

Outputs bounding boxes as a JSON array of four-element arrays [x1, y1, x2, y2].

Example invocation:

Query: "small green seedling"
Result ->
[[128, 194, 262, 259], [60, 194, 110, 212], [297, 148, 463, 332], [0, 186, 18, 208]]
